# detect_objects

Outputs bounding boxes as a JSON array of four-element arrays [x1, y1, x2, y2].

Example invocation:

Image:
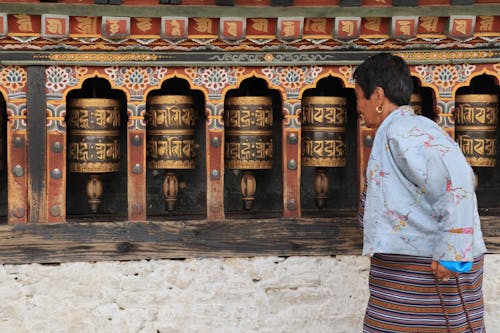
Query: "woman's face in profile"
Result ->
[[354, 83, 379, 128]]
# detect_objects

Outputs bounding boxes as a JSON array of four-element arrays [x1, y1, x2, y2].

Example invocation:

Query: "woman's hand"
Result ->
[[431, 260, 456, 282]]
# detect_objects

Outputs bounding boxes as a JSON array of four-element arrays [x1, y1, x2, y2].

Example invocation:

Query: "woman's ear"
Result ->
[[372, 86, 385, 105]]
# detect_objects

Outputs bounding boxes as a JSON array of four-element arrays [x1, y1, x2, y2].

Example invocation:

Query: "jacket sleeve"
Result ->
[[386, 121, 477, 261]]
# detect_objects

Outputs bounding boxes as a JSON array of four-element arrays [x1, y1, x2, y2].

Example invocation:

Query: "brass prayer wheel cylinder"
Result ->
[[301, 96, 346, 167], [68, 98, 121, 173], [455, 94, 499, 167], [224, 96, 274, 170], [410, 93, 422, 115], [146, 95, 197, 170]]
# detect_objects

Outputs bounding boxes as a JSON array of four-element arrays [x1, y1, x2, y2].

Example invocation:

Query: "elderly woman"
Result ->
[[355, 53, 487, 333]]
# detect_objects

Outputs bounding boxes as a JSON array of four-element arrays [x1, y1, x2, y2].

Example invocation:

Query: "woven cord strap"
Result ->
[[455, 276, 474, 332], [435, 277, 451, 333], [435, 276, 475, 333]]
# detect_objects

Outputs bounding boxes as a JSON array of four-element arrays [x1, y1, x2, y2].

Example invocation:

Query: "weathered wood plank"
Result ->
[[0, 215, 498, 264], [0, 218, 362, 264], [26, 66, 47, 223]]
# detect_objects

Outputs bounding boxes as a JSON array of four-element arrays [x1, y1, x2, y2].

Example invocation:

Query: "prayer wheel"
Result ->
[[410, 93, 422, 115], [68, 98, 121, 213], [224, 96, 273, 210], [146, 95, 197, 212], [301, 96, 346, 208], [455, 94, 499, 168]]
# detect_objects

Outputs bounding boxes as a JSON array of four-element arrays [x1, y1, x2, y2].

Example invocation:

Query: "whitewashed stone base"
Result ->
[[0, 254, 498, 332]]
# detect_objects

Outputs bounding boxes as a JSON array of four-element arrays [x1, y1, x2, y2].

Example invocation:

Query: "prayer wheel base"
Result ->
[[241, 171, 256, 210], [86, 174, 103, 214], [163, 171, 179, 212], [314, 168, 329, 209]]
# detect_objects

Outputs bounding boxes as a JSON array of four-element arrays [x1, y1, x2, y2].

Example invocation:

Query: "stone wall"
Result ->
[[1, 254, 498, 332]]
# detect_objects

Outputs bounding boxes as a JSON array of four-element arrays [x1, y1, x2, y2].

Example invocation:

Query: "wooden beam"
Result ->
[[26, 66, 47, 223], [271, 0, 293, 6], [1, 49, 499, 67], [392, 0, 419, 6], [339, 0, 362, 6], [215, 0, 234, 5], [0, 214, 498, 264], [0, 217, 362, 264]]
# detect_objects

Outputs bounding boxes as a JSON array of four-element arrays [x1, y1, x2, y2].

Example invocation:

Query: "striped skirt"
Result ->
[[363, 253, 485, 333]]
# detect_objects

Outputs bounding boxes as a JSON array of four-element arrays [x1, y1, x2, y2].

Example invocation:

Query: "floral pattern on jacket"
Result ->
[[362, 106, 486, 261]]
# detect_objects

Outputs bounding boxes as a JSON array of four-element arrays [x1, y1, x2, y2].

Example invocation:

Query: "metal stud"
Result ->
[[132, 134, 142, 146], [363, 135, 373, 147], [211, 136, 220, 148], [50, 205, 61, 217], [13, 207, 25, 218], [13, 136, 24, 148], [52, 141, 63, 153], [51, 168, 62, 179], [132, 163, 142, 174], [287, 159, 297, 170], [211, 169, 220, 180], [12, 165, 24, 177]]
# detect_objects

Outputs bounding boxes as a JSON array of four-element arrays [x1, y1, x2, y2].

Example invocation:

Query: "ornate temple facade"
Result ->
[[0, 0, 498, 263]]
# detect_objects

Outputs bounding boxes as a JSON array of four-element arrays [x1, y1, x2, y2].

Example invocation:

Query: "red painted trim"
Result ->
[[46, 132, 66, 223], [128, 130, 147, 221], [206, 129, 224, 220], [282, 128, 301, 218], [8, 130, 28, 224]]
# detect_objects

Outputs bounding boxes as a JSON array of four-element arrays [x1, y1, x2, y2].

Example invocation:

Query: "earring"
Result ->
[[376, 106, 383, 115]]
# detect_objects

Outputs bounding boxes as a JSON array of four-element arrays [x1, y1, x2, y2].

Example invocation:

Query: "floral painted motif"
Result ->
[[0, 66, 28, 130], [0, 66, 27, 96], [415, 64, 475, 98], [46, 66, 74, 94], [123, 68, 152, 93], [105, 66, 168, 100], [339, 65, 355, 86], [45, 66, 86, 96], [261, 66, 322, 98], [185, 66, 243, 99]]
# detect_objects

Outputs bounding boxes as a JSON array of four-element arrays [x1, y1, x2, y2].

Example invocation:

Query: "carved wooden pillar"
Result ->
[[7, 102, 28, 223], [282, 98, 301, 217], [46, 99, 66, 223], [206, 100, 224, 220], [127, 101, 147, 221]]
